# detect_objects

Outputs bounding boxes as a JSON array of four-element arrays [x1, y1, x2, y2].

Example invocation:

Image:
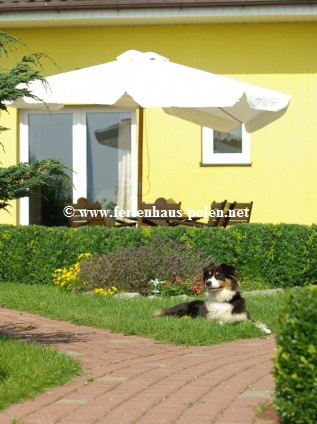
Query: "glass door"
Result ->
[[19, 108, 136, 226]]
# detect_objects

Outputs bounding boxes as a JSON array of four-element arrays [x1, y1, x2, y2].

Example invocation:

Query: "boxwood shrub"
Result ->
[[0, 223, 317, 287], [273, 286, 317, 424]]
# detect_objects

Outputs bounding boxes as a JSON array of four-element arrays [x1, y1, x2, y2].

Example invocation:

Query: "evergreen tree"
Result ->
[[0, 31, 70, 211]]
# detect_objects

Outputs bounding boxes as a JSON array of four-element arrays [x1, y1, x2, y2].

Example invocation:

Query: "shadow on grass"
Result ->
[[0, 369, 7, 382], [0, 324, 94, 345]]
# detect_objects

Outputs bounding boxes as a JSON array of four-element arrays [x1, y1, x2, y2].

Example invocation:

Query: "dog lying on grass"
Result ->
[[154, 262, 271, 334]]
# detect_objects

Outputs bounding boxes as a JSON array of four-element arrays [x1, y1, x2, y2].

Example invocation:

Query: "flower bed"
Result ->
[[160, 276, 204, 296]]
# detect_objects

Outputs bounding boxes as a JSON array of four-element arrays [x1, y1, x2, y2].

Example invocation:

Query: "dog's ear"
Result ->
[[221, 263, 237, 276], [203, 262, 216, 279]]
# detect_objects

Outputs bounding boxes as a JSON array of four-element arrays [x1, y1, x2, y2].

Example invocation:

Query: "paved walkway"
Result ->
[[0, 307, 277, 424]]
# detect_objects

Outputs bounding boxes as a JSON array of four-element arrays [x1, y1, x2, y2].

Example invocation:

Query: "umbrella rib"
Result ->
[[218, 108, 243, 125]]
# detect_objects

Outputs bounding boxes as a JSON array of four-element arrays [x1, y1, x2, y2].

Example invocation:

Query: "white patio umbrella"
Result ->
[[10, 50, 290, 223]]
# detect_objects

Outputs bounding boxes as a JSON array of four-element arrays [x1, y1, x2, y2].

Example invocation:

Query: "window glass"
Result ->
[[28, 113, 73, 226], [86, 112, 132, 211], [213, 126, 243, 154]]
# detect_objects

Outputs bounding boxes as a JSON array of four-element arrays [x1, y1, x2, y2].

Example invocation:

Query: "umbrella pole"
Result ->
[[137, 106, 144, 228]]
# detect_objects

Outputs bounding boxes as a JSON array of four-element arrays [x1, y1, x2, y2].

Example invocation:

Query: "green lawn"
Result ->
[[0, 334, 82, 412], [0, 283, 283, 346]]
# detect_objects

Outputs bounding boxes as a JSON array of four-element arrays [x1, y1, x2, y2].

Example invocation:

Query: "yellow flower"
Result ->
[[78, 253, 92, 260]]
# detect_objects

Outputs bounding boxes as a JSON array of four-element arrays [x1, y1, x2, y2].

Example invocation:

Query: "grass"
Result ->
[[0, 283, 284, 346], [253, 400, 272, 414], [0, 334, 82, 412]]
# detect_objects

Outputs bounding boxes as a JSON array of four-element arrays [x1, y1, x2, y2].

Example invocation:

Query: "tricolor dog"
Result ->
[[154, 262, 271, 334]]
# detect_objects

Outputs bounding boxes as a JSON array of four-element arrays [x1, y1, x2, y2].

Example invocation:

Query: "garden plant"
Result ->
[[1, 224, 317, 289], [274, 286, 317, 424]]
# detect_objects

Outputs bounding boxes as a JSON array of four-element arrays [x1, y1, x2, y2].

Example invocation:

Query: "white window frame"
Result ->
[[19, 107, 137, 225], [201, 125, 251, 165]]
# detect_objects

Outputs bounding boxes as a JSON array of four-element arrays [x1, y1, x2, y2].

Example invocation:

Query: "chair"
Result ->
[[141, 197, 182, 226], [208, 200, 230, 227], [223, 201, 253, 227], [174, 200, 228, 228], [66, 197, 135, 228], [174, 200, 253, 228]]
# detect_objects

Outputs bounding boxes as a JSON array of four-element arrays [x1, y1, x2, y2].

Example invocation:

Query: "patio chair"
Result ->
[[209, 200, 230, 227], [223, 201, 253, 227], [173, 200, 228, 228], [66, 197, 135, 228], [141, 197, 182, 226]]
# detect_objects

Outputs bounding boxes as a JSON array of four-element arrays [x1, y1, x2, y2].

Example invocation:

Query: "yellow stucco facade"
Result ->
[[1, 22, 316, 225]]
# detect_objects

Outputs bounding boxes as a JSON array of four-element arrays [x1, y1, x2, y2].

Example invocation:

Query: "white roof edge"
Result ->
[[1, 5, 317, 27]]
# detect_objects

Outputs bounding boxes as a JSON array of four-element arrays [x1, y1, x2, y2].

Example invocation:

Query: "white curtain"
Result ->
[[117, 118, 132, 219]]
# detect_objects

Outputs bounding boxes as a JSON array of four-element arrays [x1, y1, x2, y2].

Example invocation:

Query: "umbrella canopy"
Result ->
[[11, 50, 290, 133]]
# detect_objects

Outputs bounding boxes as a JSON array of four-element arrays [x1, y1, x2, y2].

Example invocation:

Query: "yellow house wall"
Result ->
[[1, 23, 317, 225]]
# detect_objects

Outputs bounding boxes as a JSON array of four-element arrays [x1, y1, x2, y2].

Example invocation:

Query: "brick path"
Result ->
[[0, 307, 276, 424]]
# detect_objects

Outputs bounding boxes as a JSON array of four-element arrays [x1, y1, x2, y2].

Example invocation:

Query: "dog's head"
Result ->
[[203, 262, 240, 292]]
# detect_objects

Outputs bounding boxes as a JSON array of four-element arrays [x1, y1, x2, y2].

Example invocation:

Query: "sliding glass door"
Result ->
[[19, 108, 136, 226]]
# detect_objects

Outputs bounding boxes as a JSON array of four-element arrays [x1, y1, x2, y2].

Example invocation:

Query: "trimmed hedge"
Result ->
[[273, 287, 317, 424], [0, 223, 317, 287]]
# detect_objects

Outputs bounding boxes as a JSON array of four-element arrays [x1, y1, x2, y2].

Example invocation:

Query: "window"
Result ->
[[19, 108, 136, 226], [201, 125, 251, 165]]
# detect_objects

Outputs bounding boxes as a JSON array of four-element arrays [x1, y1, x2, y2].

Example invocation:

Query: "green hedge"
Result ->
[[0, 223, 317, 286], [273, 287, 317, 424]]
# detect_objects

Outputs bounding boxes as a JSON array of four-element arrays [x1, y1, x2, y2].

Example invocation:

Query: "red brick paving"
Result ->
[[0, 307, 277, 424]]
